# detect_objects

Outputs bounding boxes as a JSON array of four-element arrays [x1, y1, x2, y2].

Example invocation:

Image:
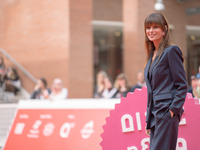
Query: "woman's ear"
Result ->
[[162, 32, 165, 36], [163, 25, 168, 36], [165, 25, 168, 31]]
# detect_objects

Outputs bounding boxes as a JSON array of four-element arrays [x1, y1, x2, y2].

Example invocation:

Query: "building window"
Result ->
[[187, 25, 200, 84], [93, 21, 123, 82]]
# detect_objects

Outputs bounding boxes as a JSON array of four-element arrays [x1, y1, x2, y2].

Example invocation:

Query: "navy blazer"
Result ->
[[144, 45, 187, 129]]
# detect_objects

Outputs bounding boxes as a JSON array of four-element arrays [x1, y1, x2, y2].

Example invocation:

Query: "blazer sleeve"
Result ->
[[168, 46, 187, 115]]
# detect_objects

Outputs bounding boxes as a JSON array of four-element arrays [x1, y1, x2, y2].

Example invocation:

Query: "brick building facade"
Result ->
[[0, 0, 199, 98]]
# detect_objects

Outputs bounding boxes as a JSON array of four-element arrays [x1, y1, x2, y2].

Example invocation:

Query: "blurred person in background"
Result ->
[[114, 73, 131, 98], [49, 78, 68, 100], [4, 67, 21, 95], [0, 56, 5, 72], [130, 71, 146, 92], [196, 66, 200, 79], [187, 75, 198, 98], [30, 78, 51, 99], [102, 76, 118, 98], [196, 78, 200, 98], [94, 70, 108, 98], [0, 56, 6, 86]]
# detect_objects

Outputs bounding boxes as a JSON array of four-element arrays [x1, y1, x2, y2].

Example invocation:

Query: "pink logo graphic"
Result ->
[[60, 122, 75, 138], [27, 120, 42, 138], [14, 123, 25, 135], [80, 121, 94, 139], [100, 87, 200, 150], [43, 123, 55, 137]]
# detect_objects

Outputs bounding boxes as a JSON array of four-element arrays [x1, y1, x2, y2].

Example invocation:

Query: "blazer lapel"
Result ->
[[148, 56, 159, 80], [148, 50, 166, 81], [144, 57, 152, 92]]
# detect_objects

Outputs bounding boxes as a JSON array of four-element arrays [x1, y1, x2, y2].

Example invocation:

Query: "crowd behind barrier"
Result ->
[[1, 60, 200, 103], [94, 68, 200, 100], [0, 56, 69, 103], [30, 70, 145, 101], [30, 78, 68, 100], [93, 70, 146, 99], [0, 56, 30, 103], [187, 66, 200, 99], [1, 54, 200, 103]]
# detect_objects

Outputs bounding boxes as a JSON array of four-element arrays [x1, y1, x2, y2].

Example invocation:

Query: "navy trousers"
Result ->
[[150, 111, 180, 150]]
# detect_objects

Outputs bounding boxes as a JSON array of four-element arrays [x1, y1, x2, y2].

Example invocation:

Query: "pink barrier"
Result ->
[[4, 100, 119, 150], [4, 87, 200, 150]]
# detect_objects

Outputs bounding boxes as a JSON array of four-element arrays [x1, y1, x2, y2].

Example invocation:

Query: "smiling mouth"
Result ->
[[149, 34, 156, 37]]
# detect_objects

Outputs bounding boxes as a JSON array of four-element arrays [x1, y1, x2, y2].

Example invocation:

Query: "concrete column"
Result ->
[[123, 0, 154, 85], [68, 0, 93, 98], [163, 1, 187, 55]]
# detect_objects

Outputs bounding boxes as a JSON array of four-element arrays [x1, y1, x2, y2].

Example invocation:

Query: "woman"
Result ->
[[0, 57, 6, 85], [49, 78, 68, 100], [0, 56, 5, 73], [4, 67, 21, 95], [30, 78, 51, 99], [114, 73, 131, 98], [94, 70, 108, 98], [187, 75, 198, 98], [144, 13, 187, 150], [130, 71, 146, 92], [102, 76, 118, 98], [196, 78, 200, 98]]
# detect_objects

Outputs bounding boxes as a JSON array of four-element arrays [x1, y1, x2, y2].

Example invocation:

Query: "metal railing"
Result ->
[[0, 104, 18, 150], [0, 48, 37, 84]]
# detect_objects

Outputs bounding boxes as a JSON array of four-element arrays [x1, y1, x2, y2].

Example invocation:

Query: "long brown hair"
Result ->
[[144, 13, 170, 63]]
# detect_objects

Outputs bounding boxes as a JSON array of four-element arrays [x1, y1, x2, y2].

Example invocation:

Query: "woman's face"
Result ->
[[118, 79, 125, 87], [7, 69, 13, 76], [146, 24, 164, 44], [104, 78, 112, 89], [97, 73, 104, 84], [37, 80, 45, 89]]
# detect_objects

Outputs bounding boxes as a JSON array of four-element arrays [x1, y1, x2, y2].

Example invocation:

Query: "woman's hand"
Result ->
[[145, 129, 150, 136], [34, 84, 40, 91], [98, 84, 104, 93], [169, 109, 174, 118]]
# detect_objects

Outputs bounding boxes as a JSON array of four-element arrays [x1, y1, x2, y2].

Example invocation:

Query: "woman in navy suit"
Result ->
[[144, 13, 187, 150]]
